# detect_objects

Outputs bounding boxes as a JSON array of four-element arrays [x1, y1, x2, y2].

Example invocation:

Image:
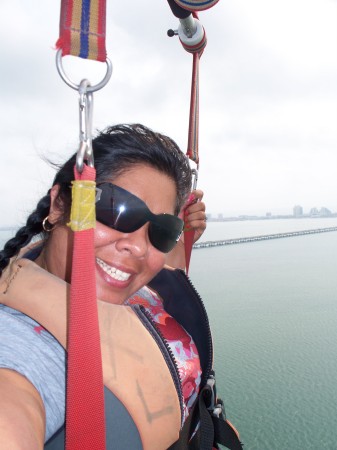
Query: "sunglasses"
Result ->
[[95, 183, 184, 253]]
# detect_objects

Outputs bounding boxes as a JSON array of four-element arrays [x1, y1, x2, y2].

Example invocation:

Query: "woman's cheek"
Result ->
[[94, 222, 119, 247], [149, 248, 166, 275], [94, 223, 105, 246]]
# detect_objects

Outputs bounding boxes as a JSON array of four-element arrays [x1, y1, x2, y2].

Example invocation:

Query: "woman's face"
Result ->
[[43, 164, 177, 304]]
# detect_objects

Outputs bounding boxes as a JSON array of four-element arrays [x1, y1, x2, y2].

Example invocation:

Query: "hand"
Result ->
[[166, 190, 206, 270], [180, 190, 206, 244]]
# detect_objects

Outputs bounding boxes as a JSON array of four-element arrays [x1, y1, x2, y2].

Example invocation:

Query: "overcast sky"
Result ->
[[0, 0, 336, 226]]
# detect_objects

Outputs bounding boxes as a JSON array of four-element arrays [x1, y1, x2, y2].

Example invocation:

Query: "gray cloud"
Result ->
[[0, 0, 336, 225]]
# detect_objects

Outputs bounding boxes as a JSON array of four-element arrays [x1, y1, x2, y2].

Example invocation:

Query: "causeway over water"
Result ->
[[193, 226, 337, 249]]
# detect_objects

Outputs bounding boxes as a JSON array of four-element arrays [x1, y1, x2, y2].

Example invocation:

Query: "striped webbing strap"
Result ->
[[56, 0, 107, 61], [66, 164, 106, 450]]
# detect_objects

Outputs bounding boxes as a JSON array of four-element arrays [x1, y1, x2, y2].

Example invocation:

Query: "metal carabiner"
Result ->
[[191, 167, 198, 191], [76, 79, 94, 173], [186, 155, 199, 191]]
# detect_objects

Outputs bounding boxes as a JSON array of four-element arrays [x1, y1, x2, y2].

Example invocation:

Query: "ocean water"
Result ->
[[190, 219, 337, 450], [1, 219, 337, 449]]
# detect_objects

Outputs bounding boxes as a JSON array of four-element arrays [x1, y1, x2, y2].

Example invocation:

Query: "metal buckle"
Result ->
[[191, 167, 198, 191], [206, 374, 224, 418]]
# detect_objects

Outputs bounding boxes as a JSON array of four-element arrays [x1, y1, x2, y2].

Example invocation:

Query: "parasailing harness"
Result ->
[[38, 0, 244, 449]]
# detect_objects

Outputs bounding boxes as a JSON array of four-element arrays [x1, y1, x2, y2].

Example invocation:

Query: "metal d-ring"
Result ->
[[56, 49, 113, 93]]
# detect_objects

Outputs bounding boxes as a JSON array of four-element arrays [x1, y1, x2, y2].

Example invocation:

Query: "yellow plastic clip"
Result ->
[[68, 180, 96, 231]]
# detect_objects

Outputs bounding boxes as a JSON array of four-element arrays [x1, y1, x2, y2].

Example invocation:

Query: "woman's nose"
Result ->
[[115, 224, 150, 257]]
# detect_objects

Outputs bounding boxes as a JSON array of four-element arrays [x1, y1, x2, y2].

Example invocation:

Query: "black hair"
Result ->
[[0, 124, 192, 276]]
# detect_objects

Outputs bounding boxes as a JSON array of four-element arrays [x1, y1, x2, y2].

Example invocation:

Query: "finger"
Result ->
[[185, 201, 206, 216], [188, 217, 207, 231], [185, 202, 206, 220], [179, 190, 204, 220], [187, 213, 205, 227], [185, 206, 206, 222], [191, 189, 204, 201]]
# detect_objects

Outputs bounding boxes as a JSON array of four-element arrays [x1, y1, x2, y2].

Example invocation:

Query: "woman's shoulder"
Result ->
[[0, 304, 64, 355], [0, 303, 40, 327], [0, 305, 66, 442]]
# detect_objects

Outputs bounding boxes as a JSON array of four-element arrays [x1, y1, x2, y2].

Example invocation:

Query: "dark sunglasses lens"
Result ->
[[116, 188, 146, 229], [149, 216, 184, 253], [96, 184, 147, 232], [96, 183, 183, 253]]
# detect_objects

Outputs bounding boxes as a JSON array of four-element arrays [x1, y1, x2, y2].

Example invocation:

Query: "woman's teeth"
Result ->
[[96, 258, 131, 281]]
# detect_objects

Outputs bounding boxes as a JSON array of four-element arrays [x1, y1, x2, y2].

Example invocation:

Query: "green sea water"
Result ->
[[190, 227, 337, 449]]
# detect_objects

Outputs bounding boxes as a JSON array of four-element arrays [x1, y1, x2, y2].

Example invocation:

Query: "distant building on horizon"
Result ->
[[293, 205, 303, 217], [318, 207, 332, 217], [309, 207, 332, 217]]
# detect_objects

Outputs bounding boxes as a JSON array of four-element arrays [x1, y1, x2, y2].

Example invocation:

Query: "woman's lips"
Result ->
[[96, 257, 132, 286]]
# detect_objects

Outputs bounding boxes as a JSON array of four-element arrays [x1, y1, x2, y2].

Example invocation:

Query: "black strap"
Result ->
[[200, 390, 243, 450], [193, 384, 243, 450], [213, 413, 243, 450], [169, 382, 243, 450]]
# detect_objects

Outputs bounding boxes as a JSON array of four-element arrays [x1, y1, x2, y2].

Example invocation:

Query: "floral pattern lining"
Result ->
[[126, 286, 201, 423]]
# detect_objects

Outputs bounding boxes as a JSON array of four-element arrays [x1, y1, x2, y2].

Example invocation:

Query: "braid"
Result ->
[[0, 193, 51, 276]]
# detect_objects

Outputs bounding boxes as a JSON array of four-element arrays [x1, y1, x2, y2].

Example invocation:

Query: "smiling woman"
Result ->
[[0, 124, 240, 449], [37, 163, 181, 306]]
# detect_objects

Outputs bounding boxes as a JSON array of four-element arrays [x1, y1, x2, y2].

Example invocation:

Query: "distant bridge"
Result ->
[[193, 226, 337, 249]]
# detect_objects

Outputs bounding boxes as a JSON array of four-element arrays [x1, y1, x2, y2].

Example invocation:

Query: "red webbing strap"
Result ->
[[183, 214, 195, 275], [181, 13, 207, 165], [180, 12, 207, 274], [66, 164, 106, 450], [186, 52, 201, 164], [56, 0, 107, 62]]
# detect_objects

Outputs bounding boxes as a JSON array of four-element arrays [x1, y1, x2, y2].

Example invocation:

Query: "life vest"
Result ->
[[0, 258, 242, 450]]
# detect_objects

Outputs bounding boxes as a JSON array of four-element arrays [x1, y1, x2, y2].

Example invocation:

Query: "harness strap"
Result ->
[[197, 383, 243, 450], [179, 12, 206, 165], [168, 371, 243, 450], [55, 1, 109, 447], [178, 12, 207, 273], [212, 407, 243, 450], [183, 212, 195, 275], [56, 0, 107, 61], [66, 164, 106, 450]]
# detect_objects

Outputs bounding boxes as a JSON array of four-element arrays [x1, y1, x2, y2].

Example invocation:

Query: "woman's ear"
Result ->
[[48, 185, 63, 225]]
